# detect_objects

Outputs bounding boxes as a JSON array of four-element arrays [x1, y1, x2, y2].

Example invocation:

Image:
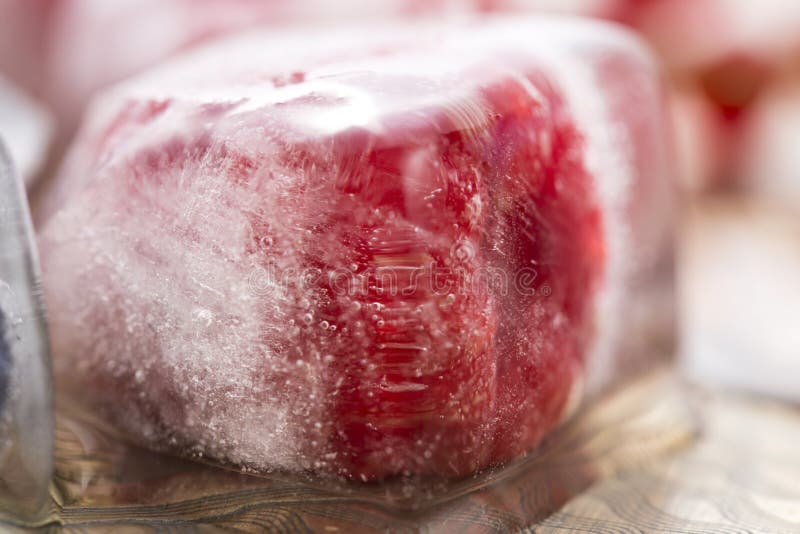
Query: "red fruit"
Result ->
[[40, 19, 669, 480], [300, 73, 603, 478]]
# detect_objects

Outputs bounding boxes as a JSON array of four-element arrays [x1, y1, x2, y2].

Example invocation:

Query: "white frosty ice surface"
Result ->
[[40, 17, 672, 478]]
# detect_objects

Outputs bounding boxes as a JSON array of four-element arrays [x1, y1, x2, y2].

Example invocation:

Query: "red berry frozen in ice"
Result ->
[[39, 18, 672, 480]]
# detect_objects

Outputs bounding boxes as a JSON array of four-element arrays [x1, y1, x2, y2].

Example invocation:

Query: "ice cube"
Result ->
[[618, 0, 800, 192], [39, 17, 673, 480]]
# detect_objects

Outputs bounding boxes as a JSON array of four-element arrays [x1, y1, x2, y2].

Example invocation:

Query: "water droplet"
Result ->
[[302, 313, 314, 325], [320, 320, 330, 330]]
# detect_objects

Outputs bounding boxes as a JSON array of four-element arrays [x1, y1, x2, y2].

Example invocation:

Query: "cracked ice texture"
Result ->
[[39, 18, 673, 480]]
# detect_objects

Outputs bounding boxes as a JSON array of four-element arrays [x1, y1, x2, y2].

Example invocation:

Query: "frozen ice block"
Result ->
[[39, 18, 674, 480]]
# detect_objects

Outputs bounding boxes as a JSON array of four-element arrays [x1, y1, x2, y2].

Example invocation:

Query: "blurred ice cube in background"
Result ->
[[0, 0, 799, 406], [620, 0, 800, 399], [621, 0, 800, 194]]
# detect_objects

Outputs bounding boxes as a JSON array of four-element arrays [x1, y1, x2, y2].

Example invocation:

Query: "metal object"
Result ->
[[0, 138, 52, 521]]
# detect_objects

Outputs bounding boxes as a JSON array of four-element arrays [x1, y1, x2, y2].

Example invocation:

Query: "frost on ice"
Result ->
[[39, 18, 673, 480]]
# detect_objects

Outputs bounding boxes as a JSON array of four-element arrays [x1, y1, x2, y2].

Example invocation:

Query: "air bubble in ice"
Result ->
[[191, 307, 214, 327]]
